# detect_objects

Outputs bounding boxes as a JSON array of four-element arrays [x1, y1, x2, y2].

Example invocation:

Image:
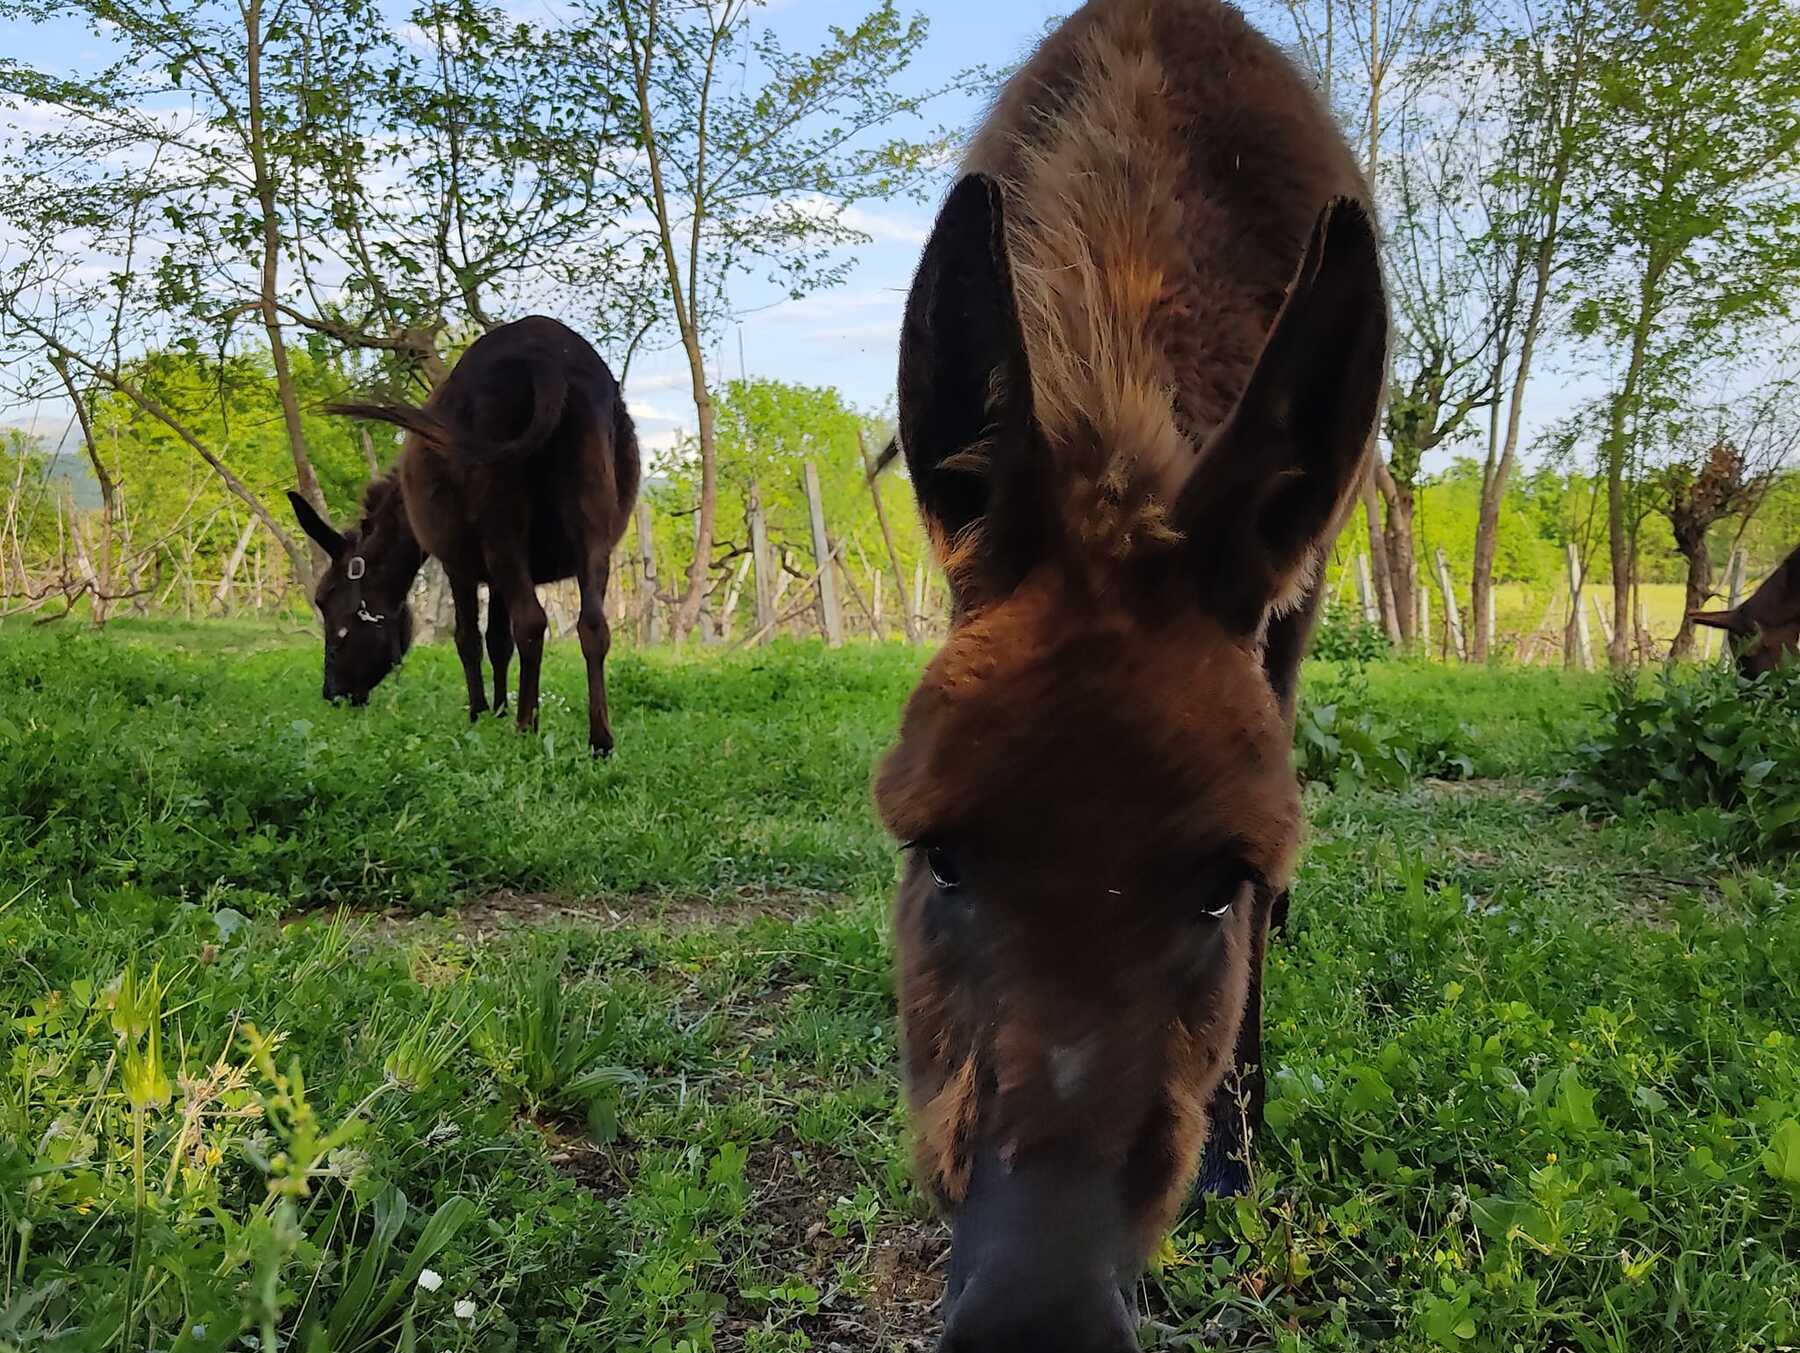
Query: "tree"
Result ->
[[0, 0, 647, 588], [653, 377, 926, 640], [1566, 0, 1800, 666], [591, 0, 961, 640], [1378, 57, 1512, 647], [1468, 0, 1605, 661], [1266, 0, 1469, 644], [1657, 375, 1798, 658]]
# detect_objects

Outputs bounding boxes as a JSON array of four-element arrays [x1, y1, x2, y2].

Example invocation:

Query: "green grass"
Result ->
[[1, 624, 1795, 1352]]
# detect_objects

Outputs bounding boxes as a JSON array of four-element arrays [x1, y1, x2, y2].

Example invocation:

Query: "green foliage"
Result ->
[[1560, 662, 1800, 853], [2, 624, 1795, 1351], [1296, 668, 1476, 787], [1309, 602, 1393, 664]]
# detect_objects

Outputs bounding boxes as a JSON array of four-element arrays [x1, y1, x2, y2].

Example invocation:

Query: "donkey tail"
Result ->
[[325, 400, 449, 444]]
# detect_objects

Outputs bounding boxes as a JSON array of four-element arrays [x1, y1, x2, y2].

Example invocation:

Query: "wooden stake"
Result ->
[[1434, 547, 1465, 661], [747, 479, 775, 640], [860, 429, 920, 644], [1355, 552, 1377, 624], [1566, 544, 1591, 671], [636, 498, 660, 645], [802, 459, 843, 647]]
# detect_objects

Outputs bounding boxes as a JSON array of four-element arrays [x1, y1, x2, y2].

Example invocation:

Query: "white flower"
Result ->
[[417, 1268, 444, 1293], [454, 1299, 477, 1320]]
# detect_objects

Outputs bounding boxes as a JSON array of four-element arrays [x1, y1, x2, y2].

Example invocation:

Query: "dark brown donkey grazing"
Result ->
[[1687, 540, 1800, 678], [872, 3, 1388, 1348], [288, 315, 640, 754]]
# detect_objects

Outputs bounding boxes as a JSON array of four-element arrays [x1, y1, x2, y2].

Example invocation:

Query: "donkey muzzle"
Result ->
[[938, 1149, 1139, 1353]]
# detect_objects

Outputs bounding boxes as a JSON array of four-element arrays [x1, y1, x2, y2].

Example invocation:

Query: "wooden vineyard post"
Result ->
[[913, 559, 927, 638], [636, 498, 661, 645], [1417, 582, 1430, 653], [719, 555, 751, 641], [1355, 553, 1378, 625], [1433, 548, 1466, 661], [802, 458, 844, 647], [860, 429, 920, 644], [747, 480, 775, 641], [1566, 544, 1591, 671], [1589, 593, 1614, 651]]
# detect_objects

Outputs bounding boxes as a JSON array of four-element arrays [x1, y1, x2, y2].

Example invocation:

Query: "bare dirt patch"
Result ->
[[719, 1129, 946, 1353], [287, 885, 835, 943]]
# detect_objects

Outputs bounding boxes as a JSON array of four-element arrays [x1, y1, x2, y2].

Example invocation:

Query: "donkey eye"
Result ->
[[925, 846, 962, 892], [1205, 875, 1258, 921]]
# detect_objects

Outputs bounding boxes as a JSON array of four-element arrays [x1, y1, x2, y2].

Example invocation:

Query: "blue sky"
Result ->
[[2, 0, 1597, 468]]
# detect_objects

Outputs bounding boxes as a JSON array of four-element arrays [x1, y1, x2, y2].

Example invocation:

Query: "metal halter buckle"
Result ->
[[347, 557, 366, 580]]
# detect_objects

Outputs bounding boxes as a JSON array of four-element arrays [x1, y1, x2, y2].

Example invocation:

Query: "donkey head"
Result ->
[[1688, 543, 1800, 679], [288, 480, 421, 705], [876, 176, 1386, 1352]]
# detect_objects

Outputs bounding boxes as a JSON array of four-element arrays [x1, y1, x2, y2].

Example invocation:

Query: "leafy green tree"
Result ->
[[649, 378, 925, 640], [589, 0, 964, 640], [1566, 0, 1800, 665]]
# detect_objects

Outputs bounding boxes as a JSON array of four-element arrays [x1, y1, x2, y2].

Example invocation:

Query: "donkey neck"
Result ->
[[359, 474, 427, 589]]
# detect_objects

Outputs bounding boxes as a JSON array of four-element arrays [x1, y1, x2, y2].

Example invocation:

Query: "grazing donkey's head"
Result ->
[[1687, 540, 1800, 679], [288, 478, 421, 705], [873, 9, 1387, 1338]]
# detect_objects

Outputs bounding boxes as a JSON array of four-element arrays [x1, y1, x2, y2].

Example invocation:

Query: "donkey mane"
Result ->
[[952, 0, 1372, 581]]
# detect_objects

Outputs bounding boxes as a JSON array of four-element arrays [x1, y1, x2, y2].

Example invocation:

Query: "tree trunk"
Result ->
[[244, 0, 324, 584], [1360, 474, 1402, 642], [1670, 529, 1712, 660], [1601, 277, 1659, 668]]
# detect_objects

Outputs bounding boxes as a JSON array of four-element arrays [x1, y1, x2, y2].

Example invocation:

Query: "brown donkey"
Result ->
[[873, 3, 1387, 1347], [288, 315, 640, 755], [1687, 539, 1800, 678]]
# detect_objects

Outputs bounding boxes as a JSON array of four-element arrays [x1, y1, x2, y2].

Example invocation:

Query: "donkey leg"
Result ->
[[572, 549, 615, 757], [488, 557, 547, 736], [1196, 896, 1276, 1199], [449, 574, 487, 722], [485, 587, 513, 715]]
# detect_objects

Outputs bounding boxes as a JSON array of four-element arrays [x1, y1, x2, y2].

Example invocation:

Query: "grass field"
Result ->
[[2, 623, 1797, 1352]]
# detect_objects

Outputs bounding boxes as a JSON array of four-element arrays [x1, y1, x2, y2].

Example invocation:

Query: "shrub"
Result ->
[[1310, 602, 1392, 664], [1296, 669, 1475, 787], [1559, 662, 1800, 853]]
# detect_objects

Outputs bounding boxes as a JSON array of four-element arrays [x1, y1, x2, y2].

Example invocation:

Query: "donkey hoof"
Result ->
[[590, 738, 614, 759]]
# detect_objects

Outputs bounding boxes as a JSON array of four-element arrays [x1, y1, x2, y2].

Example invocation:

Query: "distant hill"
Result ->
[[2, 417, 104, 510]]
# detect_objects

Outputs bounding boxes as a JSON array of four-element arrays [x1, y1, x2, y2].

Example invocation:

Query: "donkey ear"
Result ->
[[288, 490, 346, 559], [897, 173, 1044, 606], [1175, 198, 1388, 634]]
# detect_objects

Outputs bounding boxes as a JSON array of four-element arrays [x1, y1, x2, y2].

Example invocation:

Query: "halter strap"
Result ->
[[346, 556, 385, 625]]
